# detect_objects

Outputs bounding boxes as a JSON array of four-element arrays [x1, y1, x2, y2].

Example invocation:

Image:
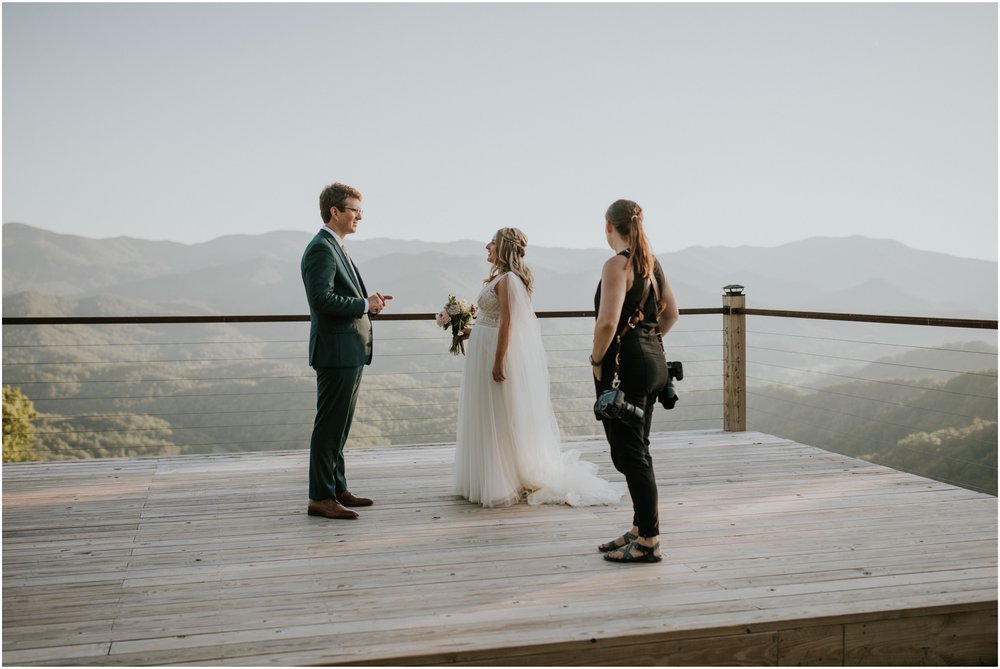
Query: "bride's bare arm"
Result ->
[[493, 275, 510, 382]]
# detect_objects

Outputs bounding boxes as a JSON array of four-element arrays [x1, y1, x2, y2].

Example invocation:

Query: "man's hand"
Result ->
[[368, 293, 393, 315]]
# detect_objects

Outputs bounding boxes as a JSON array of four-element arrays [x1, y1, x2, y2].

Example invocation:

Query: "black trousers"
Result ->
[[595, 325, 667, 538], [309, 365, 364, 501]]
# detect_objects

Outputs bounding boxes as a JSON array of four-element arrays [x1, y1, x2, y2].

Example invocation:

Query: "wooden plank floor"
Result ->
[[3, 430, 996, 666]]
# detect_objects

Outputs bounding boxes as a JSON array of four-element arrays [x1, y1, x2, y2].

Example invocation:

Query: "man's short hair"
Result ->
[[319, 182, 363, 223]]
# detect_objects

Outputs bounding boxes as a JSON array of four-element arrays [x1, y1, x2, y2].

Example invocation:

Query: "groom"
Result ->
[[301, 182, 391, 520]]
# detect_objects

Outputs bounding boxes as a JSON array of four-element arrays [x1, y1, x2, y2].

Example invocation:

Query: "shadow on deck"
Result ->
[[2, 430, 997, 666]]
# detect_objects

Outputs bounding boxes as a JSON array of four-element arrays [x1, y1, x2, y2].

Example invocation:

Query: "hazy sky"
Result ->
[[3, 3, 997, 260]]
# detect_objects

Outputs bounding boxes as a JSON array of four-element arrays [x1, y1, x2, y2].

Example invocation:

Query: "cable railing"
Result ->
[[728, 294, 997, 496], [0, 311, 723, 462], [3, 292, 996, 496]]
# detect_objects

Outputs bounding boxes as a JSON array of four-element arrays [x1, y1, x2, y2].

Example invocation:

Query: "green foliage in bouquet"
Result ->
[[436, 295, 478, 355]]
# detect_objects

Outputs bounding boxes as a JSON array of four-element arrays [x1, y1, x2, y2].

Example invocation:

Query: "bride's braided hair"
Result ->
[[486, 227, 534, 295]]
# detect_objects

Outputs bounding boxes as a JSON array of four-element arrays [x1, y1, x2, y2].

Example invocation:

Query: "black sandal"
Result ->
[[598, 531, 637, 553], [603, 540, 662, 563]]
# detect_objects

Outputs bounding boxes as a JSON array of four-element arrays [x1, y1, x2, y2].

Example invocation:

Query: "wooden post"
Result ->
[[723, 285, 746, 432]]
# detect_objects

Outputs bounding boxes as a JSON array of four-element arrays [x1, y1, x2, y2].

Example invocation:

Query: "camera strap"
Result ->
[[610, 277, 654, 389], [649, 272, 664, 351]]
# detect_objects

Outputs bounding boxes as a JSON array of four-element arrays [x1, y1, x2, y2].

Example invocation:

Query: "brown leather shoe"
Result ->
[[307, 498, 359, 519], [336, 491, 374, 507]]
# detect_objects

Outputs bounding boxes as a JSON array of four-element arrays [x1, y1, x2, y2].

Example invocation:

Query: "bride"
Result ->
[[454, 227, 625, 508]]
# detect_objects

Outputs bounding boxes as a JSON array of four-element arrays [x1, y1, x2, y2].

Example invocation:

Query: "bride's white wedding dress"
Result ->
[[454, 273, 625, 507]]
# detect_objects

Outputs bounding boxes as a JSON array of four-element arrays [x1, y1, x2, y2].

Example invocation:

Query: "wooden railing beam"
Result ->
[[736, 308, 997, 329], [1, 308, 723, 326]]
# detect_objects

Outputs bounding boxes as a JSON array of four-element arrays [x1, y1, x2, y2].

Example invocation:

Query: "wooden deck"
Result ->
[[2, 430, 996, 666]]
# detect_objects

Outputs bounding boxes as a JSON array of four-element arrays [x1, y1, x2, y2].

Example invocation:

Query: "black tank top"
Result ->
[[594, 250, 663, 332]]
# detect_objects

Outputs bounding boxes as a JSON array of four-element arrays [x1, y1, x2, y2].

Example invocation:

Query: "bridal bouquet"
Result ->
[[436, 295, 478, 355]]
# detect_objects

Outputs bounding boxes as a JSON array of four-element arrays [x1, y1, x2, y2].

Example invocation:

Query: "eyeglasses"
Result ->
[[340, 206, 363, 217]]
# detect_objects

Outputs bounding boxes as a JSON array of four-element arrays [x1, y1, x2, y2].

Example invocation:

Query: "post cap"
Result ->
[[723, 284, 745, 296]]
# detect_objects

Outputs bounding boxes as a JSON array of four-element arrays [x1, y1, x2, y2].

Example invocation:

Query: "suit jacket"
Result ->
[[301, 228, 373, 368]]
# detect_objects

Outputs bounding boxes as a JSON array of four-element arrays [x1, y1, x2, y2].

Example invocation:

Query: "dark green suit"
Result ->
[[301, 228, 373, 500]]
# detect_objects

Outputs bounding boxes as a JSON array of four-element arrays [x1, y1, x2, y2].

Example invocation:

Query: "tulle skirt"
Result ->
[[454, 322, 625, 508]]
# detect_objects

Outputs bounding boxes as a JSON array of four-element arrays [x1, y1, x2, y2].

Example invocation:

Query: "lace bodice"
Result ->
[[475, 275, 503, 328]]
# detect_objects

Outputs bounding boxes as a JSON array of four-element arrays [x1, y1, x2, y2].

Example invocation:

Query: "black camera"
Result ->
[[594, 388, 645, 422], [658, 361, 684, 410]]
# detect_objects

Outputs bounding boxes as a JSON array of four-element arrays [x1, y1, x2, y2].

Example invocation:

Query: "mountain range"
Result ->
[[2, 223, 996, 319]]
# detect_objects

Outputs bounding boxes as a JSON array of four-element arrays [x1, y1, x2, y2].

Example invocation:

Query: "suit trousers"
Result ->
[[596, 324, 667, 538], [309, 365, 364, 501]]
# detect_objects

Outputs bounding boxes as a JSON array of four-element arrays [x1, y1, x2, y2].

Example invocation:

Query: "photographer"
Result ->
[[591, 199, 678, 564]]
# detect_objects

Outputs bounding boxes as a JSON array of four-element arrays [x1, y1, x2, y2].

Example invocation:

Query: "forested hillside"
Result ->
[[749, 368, 997, 495]]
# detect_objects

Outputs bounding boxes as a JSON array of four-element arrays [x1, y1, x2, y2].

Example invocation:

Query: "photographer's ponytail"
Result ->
[[607, 200, 654, 279]]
